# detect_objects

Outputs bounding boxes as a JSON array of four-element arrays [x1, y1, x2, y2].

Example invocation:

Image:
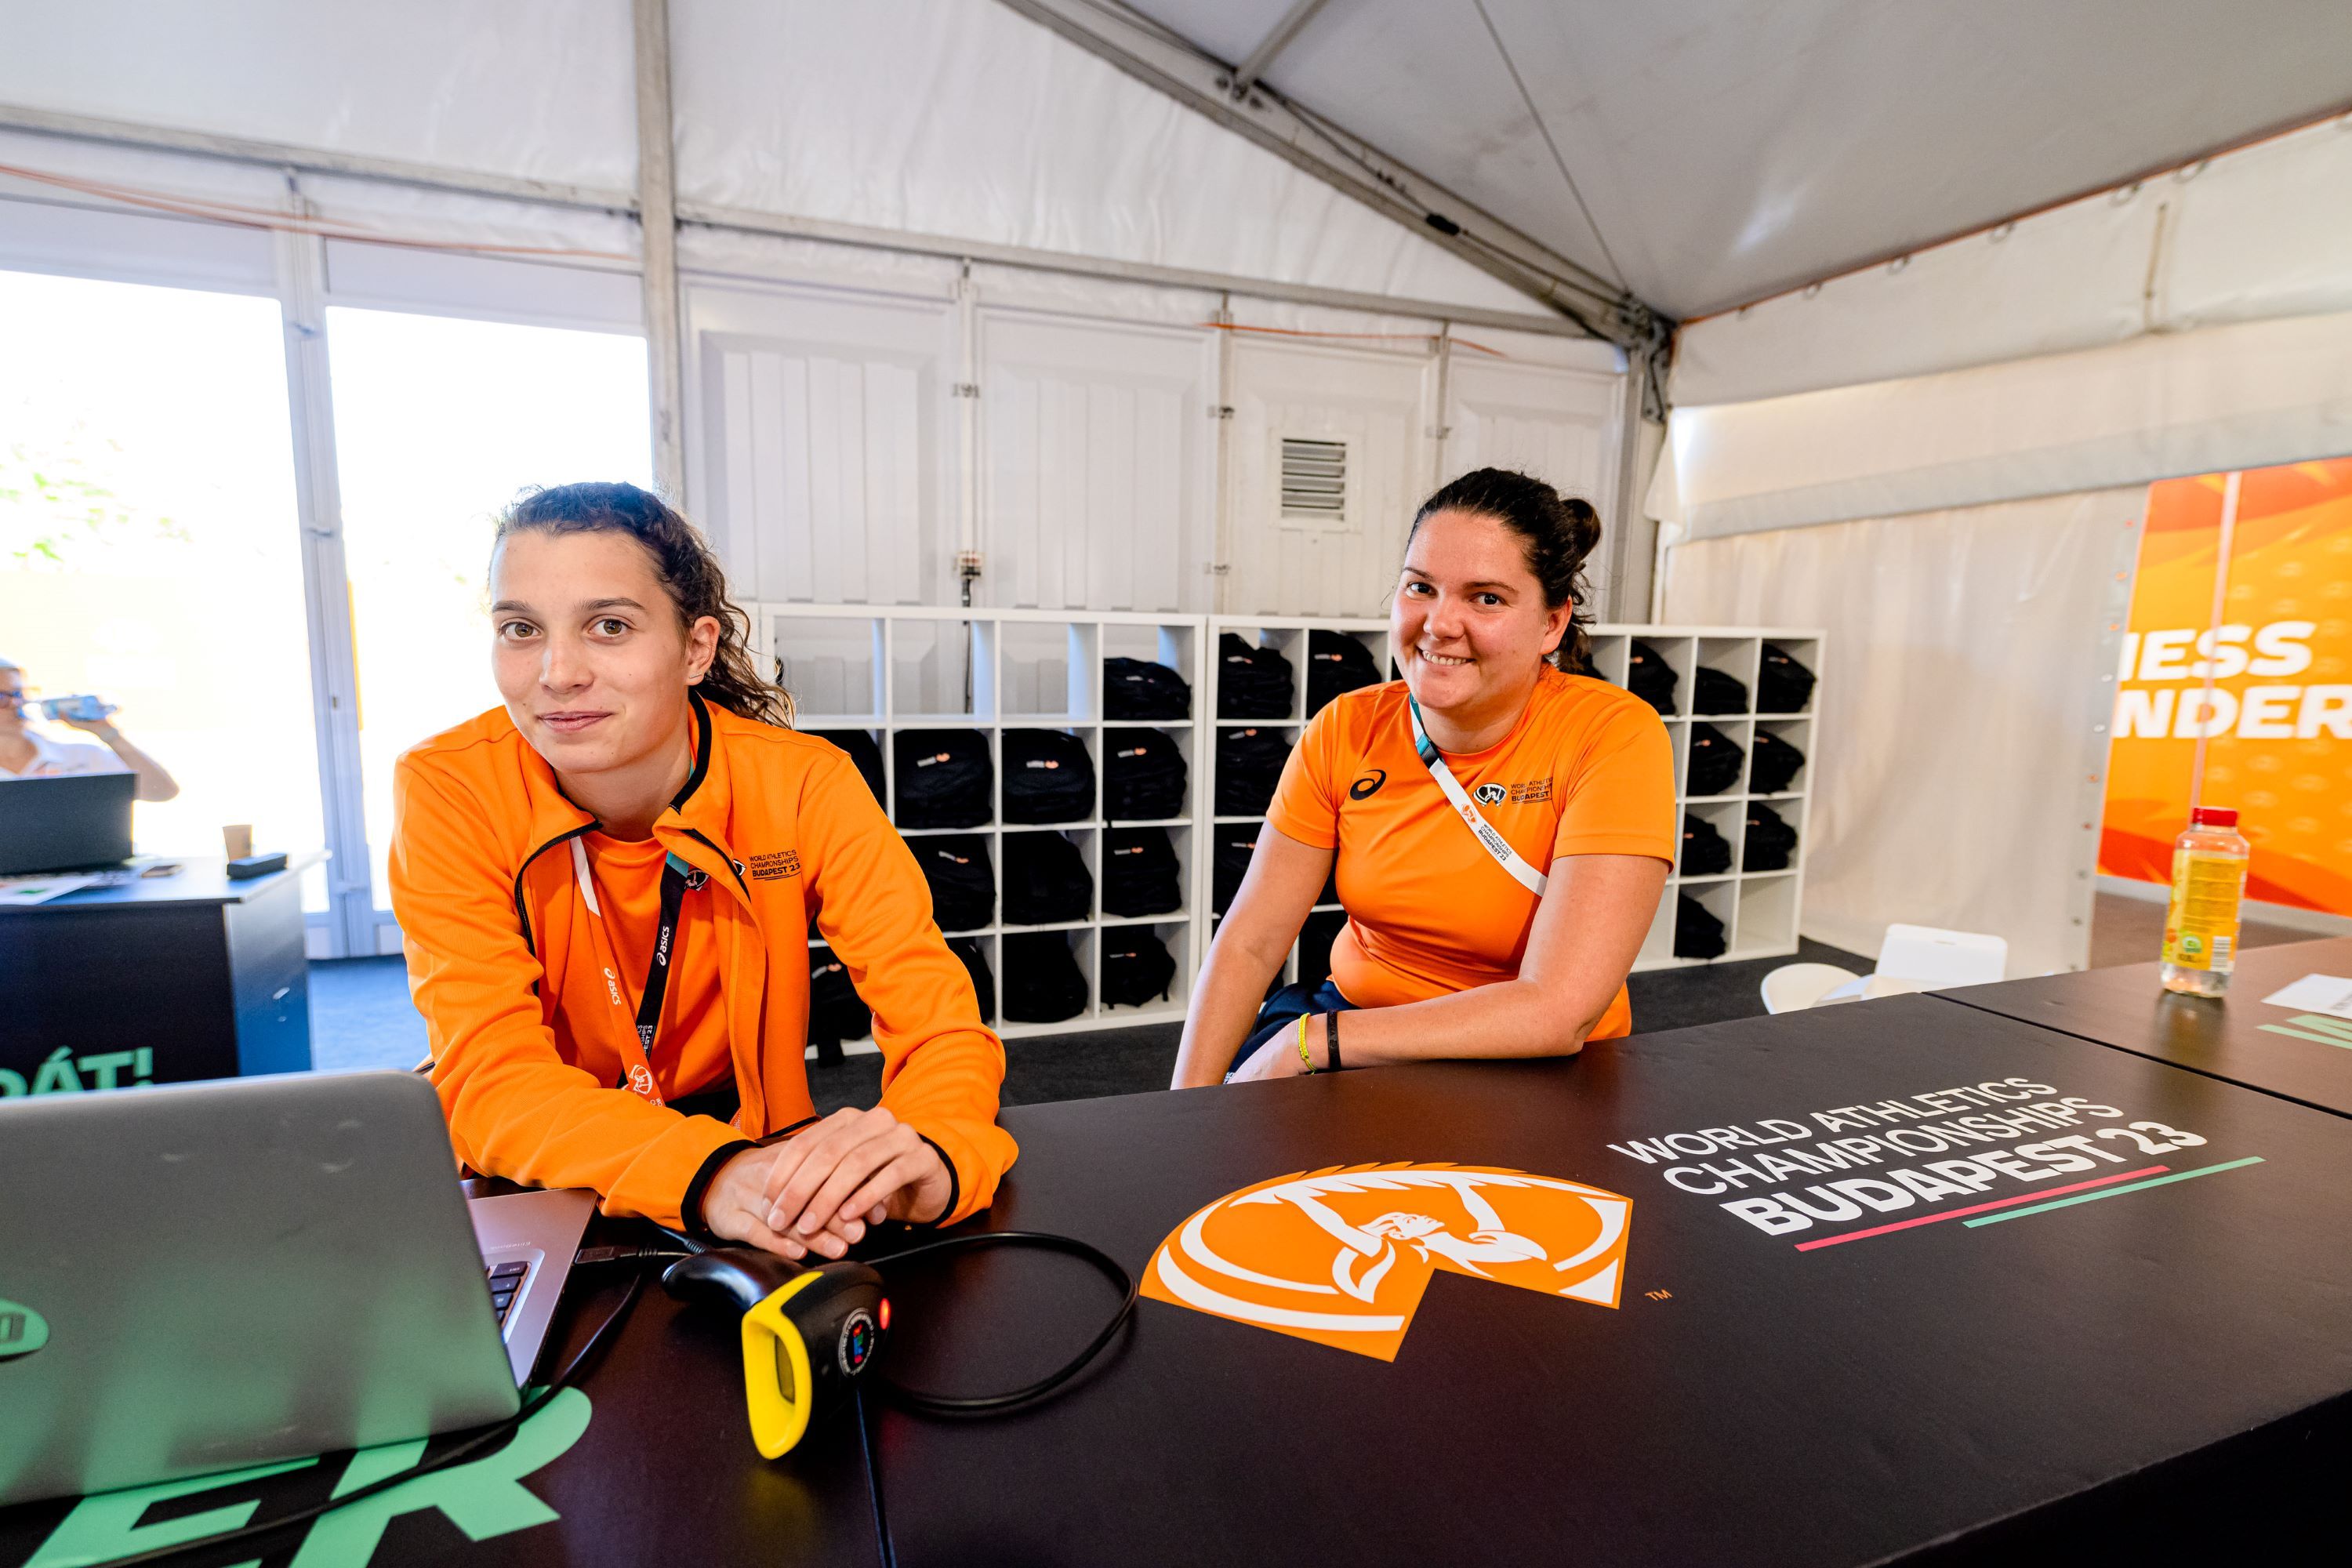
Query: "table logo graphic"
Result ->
[[0, 1298, 49, 1360], [1142, 1163, 1632, 1360]]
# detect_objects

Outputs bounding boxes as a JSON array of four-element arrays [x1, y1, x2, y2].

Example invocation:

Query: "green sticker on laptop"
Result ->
[[0, 1299, 49, 1359]]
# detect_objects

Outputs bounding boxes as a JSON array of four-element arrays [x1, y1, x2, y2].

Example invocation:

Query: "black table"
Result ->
[[9, 998, 2352, 1566], [0, 1210, 886, 1568], [1940, 935, 2352, 1119], [871, 996, 2352, 1566], [0, 856, 313, 1096]]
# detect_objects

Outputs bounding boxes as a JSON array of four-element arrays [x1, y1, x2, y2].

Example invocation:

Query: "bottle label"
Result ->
[[2162, 848, 2246, 972]]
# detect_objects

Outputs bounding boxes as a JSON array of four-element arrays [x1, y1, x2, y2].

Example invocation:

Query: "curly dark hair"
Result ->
[[1406, 467, 1602, 675], [493, 482, 794, 727]]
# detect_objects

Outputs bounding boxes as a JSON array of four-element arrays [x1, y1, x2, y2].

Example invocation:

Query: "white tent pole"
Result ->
[[273, 193, 374, 957], [633, 0, 686, 499]]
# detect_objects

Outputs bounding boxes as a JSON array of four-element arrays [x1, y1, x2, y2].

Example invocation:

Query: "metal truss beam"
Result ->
[[991, 0, 1660, 347]]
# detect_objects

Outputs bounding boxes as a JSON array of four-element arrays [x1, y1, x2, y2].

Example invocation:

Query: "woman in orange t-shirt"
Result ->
[[1172, 469, 1675, 1087]]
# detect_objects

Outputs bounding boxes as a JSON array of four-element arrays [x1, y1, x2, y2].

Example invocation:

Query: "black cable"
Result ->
[[866, 1230, 1138, 1416], [855, 1385, 899, 1568], [103, 1268, 651, 1568]]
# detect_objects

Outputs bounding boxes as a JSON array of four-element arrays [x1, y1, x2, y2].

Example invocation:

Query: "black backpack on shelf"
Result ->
[[1104, 728, 1188, 821], [1100, 928, 1178, 1008], [1102, 657, 1192, 721], [946, 935, 994, 1025], [1003, 931, 1087, 1023], [1214, 725, 1292, 817], [1216, 633, 1295, 719], [913, 834, 994, 933], [811, 729, 886, 806], [893, 729, 993, 829], [1744, 803, 1799, 873], [1625, 641, 1679, 715], [1748, 728, 1806, 795], [1210, 825, 1260, 914], [1693, 666, 1749, 716], [1002, 832, 1093, 926], [1102, 828, 1183, 918], [1305, 630, 1384, 718], [1679, 812, 1733, 877], [808, 945, 871, 1047], [1759, 643, 1817, 713], [1001, 728, 1095, 825], [1673, 895, 1727, 960], [1685, 722, 1744, 797], [1296, 909, 1348, 992]]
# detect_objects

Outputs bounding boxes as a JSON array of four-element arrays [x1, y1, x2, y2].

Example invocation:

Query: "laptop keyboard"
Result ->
[[486, 1261, 528, 1326]]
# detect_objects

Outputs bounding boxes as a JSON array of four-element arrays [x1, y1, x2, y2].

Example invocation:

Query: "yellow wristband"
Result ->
[[1296, 1014, 1316, 1073]]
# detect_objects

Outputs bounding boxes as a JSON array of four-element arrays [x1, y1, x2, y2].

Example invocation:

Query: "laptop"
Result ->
[[0, 1071, 596, 1507], [0, 771, 136, 875]]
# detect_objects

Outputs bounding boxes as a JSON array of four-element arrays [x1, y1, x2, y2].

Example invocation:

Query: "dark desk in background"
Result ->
[[0, 855, 315, 1095], [877, 997, 2352, 1566], [1940, 935, 2352, 1118]]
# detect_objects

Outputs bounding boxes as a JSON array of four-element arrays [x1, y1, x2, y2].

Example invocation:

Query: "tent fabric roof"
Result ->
[[1128, 0, 2352, 319], [0, 0, 1547, 321]]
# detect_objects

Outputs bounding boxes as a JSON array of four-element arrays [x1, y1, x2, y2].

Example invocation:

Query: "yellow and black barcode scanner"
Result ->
[[666, 1232, 1138, 1460], [662, 1250, 887, 1457]]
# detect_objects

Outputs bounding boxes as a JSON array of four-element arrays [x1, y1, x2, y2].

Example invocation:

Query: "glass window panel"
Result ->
[[325, 306, 651, 914], [0, 269, 325, 902]]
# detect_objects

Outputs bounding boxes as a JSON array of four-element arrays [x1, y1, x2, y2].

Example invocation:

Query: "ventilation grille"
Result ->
[[1279, 437, 1348, 521]]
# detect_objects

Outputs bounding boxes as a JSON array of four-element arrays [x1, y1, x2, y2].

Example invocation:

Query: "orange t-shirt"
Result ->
[[572, 831, 731, 1100], [1265, 666, 1675, 1039]]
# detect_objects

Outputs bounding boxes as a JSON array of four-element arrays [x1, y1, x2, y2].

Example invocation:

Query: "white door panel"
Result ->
[[1442, 357, 1624, 607], [688, 281, 956, 605], [978, 312, 1213, 613]]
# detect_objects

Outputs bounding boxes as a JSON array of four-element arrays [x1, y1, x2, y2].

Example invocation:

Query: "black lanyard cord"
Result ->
[[620, 852, 705, 1086]]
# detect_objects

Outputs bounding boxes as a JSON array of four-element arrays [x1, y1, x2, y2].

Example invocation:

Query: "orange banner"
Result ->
[[2100, 459, 2352, 913]]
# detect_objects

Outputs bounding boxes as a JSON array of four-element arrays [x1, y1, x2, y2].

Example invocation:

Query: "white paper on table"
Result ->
[[2259, 975, 2352, 1020], [0, 873, 103, 906]]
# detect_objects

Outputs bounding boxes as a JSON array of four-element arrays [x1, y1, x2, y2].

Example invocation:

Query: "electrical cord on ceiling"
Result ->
[[1465, 0, 1630, 297]]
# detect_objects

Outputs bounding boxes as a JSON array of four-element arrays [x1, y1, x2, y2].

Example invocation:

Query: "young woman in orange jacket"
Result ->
[[391, 482, 1014, 1261]]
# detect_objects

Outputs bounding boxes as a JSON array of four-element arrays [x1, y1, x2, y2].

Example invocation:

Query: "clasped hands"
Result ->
[[699, 1105, 952, 1261]]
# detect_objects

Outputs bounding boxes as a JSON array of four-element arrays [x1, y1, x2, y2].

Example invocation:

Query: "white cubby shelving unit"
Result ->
[[1202, 615, 1392, 993], [752, 606, 1823, 1043], [746, 604, 1204, 1051], [1586, 626, 1824, 970]]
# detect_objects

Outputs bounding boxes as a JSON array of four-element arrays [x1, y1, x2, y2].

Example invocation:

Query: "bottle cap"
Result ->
[[2190, 806, 2239, 828]]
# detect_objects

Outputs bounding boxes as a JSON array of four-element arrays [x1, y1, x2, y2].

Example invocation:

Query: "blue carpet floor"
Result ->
[[309, 936, 1871, 1110]]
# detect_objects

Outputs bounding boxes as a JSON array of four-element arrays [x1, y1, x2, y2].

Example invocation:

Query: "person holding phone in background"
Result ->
[[0, 656, 180, 800]]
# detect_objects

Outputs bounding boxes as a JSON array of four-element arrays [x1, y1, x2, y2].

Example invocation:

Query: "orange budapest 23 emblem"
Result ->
[[1142, 1163, 1632, 1361]]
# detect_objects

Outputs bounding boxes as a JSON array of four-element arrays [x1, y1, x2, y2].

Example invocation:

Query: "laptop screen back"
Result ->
[[0, 771, 136, 874]]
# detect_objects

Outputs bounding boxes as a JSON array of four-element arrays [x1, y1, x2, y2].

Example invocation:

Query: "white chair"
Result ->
[[1812, 924, 2009, 1005], [1761, 962, 1863, 1014], [1876, 924, 2008, 989]]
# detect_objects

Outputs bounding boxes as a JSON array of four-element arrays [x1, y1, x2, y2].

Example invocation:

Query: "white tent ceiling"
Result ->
[[1123, 0, 2352, 320]]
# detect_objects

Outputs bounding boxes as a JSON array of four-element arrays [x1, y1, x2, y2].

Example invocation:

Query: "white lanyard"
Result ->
[[1407, 694, 1548, 898]]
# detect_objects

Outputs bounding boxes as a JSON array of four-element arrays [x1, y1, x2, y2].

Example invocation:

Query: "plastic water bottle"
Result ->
[[2161, 807, 2250, 998]]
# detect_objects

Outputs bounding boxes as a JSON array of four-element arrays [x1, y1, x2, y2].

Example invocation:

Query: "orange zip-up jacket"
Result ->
[[390, 693, 1016, 1231]]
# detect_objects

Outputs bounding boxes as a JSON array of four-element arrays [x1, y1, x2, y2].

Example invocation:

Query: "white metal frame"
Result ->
[[760, 605, 1825, 1051], [749, 602, 1207, 1048]]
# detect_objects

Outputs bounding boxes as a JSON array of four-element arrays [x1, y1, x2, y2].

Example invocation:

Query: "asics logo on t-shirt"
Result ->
[[1349, 770, 1387, 800]]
